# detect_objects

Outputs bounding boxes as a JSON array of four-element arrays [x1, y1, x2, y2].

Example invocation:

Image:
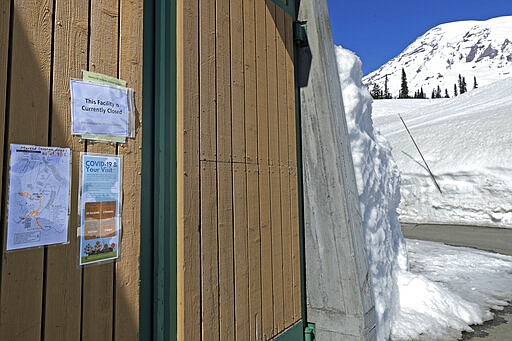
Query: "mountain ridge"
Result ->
[[363, 16, 512, 98]]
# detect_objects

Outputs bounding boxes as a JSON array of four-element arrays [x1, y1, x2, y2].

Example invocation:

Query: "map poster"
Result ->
[[6, 144, 71, 251], [79, 154, 122, 265]]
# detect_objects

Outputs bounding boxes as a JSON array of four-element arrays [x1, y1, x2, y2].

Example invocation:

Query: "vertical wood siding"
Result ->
[[0, 1, 142, 340], [177, 1, 301, 340]]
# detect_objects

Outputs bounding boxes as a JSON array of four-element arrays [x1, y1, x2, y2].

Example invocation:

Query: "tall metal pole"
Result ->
[[399, 114, 443, 194]]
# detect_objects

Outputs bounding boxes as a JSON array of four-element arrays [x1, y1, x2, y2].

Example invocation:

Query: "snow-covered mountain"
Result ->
[[363, 16, 512, 98]]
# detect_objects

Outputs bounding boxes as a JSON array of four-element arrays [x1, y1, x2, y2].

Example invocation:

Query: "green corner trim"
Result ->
[[273, 321, 305, 341], [141, 0, 177, 340]]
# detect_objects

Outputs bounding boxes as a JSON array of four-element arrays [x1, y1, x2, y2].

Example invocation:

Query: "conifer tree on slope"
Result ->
[[384, 75, 392, 99], [473, 76, 478, 89], [370, 83, 382, 99], [454, 83, 458, 97], [458, 74, 467, 94], [399, 68, 409, 99]]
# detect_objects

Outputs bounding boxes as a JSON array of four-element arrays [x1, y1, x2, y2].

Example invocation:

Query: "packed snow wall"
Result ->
[[335, 46, 409, 340]]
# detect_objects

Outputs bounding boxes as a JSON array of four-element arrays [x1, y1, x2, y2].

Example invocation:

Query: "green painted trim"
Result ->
[[154, 0, 177, 340], [273, 321, 305, 341], [141, 0, 177, 340]]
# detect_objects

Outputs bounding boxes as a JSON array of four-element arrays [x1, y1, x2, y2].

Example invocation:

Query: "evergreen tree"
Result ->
[[370, 83, 382, 99], [431, 89, 435, 99], [454, 83, 458, 97], [473, 76, 478, 89], [383, 75, 392, 99], [458, 74, 465, 94], [399, 68, 409, 99], [420, 87, 425, 99], [436, 85, 442, 98], [462, 77, 467, 93], [444, 89, 449, 98]]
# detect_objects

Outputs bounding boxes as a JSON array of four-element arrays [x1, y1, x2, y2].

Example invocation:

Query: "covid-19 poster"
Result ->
[[79, 153, 122, 265]]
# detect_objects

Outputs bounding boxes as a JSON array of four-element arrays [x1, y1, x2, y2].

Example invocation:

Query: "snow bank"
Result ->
[[372, 78, 512, 228], [335, 46, 407, 340], [393, 240, 512, 340]]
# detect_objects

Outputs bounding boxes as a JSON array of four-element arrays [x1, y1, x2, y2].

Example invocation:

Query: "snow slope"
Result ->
[[363, 16, 512, 98], [372, 78, 512, 227]]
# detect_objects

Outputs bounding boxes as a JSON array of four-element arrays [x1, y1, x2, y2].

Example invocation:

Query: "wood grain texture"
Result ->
[[197, 1, 217, 340], [0, 0, 141, 339], [216, 0, 235, 339], [232, 163, 249, 340], [82, 0, 118, 340], [246, 164, 262, 340], [0, 0, 10, 229], [115, 0, 143, 339], [243, 0, 263, 339], [0, 1, 53, 339], [275, 6, 294, 328], [177, 0, 201, 340], [199, 0, 216, 162], [217, 162, 234, 340], [284, 13, 302, 321], [255, 0, 273, 338], [200, 162, 220, 340], [230, 0, 250, 339], [254, 1, 272, 339], [266, 1, 285, 333], [44, 0, 87, 339]]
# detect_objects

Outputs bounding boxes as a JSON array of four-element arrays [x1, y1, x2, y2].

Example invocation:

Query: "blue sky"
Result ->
[[326, 0, 511, 75]]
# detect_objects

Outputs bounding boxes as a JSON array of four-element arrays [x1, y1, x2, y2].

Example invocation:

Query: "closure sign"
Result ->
[[70, 79, 132, 137]]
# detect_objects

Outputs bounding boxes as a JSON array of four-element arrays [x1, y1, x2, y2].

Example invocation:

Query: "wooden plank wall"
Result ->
[[177, 0, 301, 340], [0, 1, 143, 341]]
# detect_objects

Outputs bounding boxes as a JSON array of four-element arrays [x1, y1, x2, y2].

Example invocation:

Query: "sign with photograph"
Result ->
[[79, 153, 122, 265]]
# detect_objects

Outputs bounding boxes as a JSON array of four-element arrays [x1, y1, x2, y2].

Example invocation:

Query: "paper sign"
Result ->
[[71, 79, 131, 137], [81, 71, 128, 143], [6, 144, 71, 250], [79, 154, 122, 265]]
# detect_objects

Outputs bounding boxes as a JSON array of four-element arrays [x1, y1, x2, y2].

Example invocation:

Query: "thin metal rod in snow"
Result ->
[[399, 114, 443, 194]]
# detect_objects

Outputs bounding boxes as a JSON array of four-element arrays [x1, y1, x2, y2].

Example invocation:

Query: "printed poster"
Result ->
[[80, 154, 122, 265], [6, 144, 71, 250]]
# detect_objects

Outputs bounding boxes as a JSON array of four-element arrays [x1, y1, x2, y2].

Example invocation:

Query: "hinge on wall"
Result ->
[[293, 20, 308, 47], [293, 20, 311, 88]]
